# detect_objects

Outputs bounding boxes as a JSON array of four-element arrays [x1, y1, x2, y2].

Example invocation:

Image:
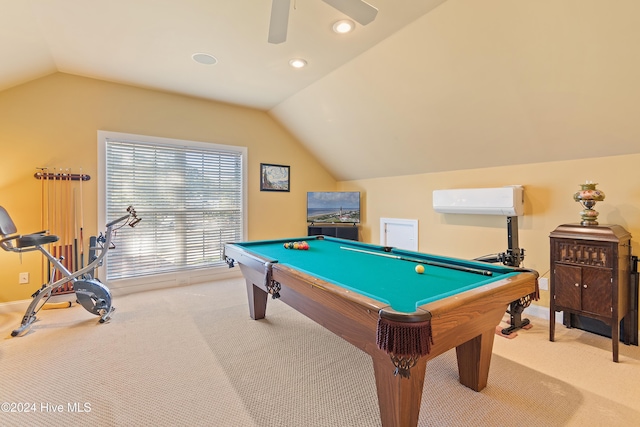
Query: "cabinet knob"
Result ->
[[583, 284, 587, 288], [575, 283, 580, 287]]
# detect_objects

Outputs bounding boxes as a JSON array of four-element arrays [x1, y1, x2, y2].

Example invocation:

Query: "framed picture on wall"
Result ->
[[260, 163, 290, 192]]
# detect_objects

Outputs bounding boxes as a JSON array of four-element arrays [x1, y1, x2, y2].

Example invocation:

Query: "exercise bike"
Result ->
[[0, 206, 141, 337]]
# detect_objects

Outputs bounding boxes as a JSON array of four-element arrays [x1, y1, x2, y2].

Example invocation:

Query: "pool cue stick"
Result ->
[[61, 169, 67, 284], [63, 169, 68, 273], [339, 246, 493, 276], [73, 187, 78, 272], [52, 169, 58, 278], [69, 169, 74, 272], [38, 167, 47, 284], [46, 167, 52, 281], [79, 167, 84, 268], [57, 169, 64, 286], [66, 168, 73, 273], [66, 169, 73, 289], [37, 167, 46, 229], [58, 168, 65, 281]]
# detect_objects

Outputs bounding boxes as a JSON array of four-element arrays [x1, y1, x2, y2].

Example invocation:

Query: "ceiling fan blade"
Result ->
[[322, 0, 378, 25], [268, 0, 291, 44]]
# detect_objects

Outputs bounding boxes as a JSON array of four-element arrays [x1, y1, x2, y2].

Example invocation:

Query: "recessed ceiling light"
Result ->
[[192, 53, 217, 65], [333, 19, 355, 34], [289, 58, 307, 69]]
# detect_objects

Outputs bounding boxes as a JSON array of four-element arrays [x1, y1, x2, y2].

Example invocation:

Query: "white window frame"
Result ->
[[97, 130, 247, 292]]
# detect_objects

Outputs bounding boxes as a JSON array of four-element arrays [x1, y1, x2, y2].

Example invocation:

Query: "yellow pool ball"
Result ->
[[415, 264, 425, 274]]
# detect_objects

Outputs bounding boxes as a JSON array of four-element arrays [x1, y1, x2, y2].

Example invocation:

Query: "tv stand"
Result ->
[[308, 224, 358, 241]]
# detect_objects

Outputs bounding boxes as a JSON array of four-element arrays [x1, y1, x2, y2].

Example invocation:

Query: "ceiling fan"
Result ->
[[268, 0, 378, 44]]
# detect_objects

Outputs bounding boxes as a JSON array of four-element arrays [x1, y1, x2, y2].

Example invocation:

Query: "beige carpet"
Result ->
[[1, 278, 639, 426]]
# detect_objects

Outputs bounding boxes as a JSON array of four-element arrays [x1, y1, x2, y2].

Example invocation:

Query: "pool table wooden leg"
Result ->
[[371, 351, 427, 427], [245, 280, 268, 320], [455, 328, 496, 391]]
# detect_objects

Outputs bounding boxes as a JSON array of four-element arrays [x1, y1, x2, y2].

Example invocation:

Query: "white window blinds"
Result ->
[[105, 138, 244, 281]]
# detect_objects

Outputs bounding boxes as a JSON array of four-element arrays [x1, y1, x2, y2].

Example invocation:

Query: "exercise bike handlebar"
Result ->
[[106, 213, 133, 228], [84, 206, 141, 274], [49, 206, 141, 287]]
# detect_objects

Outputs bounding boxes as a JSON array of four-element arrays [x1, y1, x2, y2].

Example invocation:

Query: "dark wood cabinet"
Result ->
[[549, 224, 633, 362], [308, 225, 358, 241]]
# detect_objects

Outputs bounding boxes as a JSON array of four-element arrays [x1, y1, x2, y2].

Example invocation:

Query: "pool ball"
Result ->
[[415, 264, 425, 274]]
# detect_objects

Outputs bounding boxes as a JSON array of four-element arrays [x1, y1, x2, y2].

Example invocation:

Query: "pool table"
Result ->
[[224, 236, 538, 427]]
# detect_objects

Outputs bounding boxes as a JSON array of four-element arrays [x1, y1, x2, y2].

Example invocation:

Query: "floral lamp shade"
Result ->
[[573, 182, 605, 226]]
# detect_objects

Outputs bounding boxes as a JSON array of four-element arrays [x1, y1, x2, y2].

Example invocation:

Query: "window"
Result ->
[[98, 131, 246, 283]]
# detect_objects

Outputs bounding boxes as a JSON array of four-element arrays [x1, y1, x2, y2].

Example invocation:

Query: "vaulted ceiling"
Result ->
[[3, 1, 639, 181], [1, 0, 445, 109]]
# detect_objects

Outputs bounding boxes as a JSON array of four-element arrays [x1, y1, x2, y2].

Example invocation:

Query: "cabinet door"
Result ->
[[555, 264, 581, 310], [308, 227, 323, 236], [336, 227, 358, 241], [582, 267, 613, 317]]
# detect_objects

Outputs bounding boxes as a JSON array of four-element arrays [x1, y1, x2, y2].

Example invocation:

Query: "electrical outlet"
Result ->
[[538, 277, 549, 291], [19, 272, 29, 284]]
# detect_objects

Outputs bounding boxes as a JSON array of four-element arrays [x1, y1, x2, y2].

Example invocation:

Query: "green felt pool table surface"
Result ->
[[234, 236, 520, 313]]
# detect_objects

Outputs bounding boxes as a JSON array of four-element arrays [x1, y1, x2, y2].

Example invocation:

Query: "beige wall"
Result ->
[[0, 73, 336, 303], [2, 73, 638, 318], [339, 154, 640, 310]]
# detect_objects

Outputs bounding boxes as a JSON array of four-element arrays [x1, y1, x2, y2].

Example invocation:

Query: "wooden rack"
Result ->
[[34, 172, 91, 181]]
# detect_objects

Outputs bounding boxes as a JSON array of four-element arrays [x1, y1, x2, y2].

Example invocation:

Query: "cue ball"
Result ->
[[415, 264, 425, 274]]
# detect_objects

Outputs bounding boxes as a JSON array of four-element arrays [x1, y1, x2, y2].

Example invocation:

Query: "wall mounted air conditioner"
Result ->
[[432, 185, 524, 216]]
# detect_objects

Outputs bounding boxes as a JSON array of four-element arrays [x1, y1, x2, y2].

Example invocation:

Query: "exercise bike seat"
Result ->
[[12, 232, 59, 248], [0, 206, 59, 252]]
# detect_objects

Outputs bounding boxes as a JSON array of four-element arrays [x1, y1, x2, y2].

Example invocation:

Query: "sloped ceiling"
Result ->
[[0, 0, 446, 108], [271, 0, 640, 180], [2, 1, 640, 181]]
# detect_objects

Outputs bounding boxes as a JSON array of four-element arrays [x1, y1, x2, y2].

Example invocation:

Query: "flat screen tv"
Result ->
[[307, 192, 360, 224]]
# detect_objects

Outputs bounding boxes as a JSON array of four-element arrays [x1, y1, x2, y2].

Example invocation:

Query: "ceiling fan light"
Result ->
[[333, 19, 355, 34], [289, 58, 307, 68]]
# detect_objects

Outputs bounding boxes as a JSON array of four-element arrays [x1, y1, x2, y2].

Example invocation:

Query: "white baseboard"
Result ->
[[524, 303, 563, 324], [110, 267, 242, 296]]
